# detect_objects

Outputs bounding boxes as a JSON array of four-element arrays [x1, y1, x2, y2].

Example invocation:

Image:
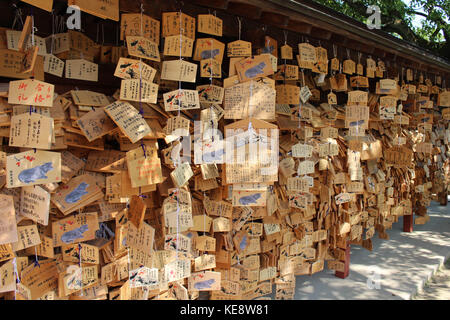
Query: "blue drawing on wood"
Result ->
[[61, 224, 88, 243], [239, 235, 248, 250], [194, 279, 215, 290], [349, 120, 365, 127], [18, 162, 53, 184], [65, 183, 89, 203], [200, 49, 219, 60], [239, 193, 261, 205], [245, 62, 266, 78]]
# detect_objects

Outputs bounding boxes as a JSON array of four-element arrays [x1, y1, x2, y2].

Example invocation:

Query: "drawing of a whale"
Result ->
[[349, 120, 365, 127], [18, 162, 53, 184], [239, 193, 261, 205], [65, 183, 89, 203], [245, 62, 266, 78], [61, 224, 88, 243], [194, 279, 215, 290], [200, 49, 219, 60]]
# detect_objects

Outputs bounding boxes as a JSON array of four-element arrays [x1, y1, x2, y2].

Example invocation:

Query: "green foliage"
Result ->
[[312, 0, 450, 59]]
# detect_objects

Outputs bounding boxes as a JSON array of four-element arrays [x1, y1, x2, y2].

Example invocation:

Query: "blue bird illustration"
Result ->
[[65, 182, 89, 203], [18, 162, 53, 184], [200, 49, 219, 60], [239, 193, 261, 205], [194, 279, 215, 290], [245, 62, 266, 78], [61, 224, 88, 244]]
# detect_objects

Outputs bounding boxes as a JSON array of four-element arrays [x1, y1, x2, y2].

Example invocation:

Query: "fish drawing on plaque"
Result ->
[[130, 269, 157, 286], [129, 40, 158, 60], [18, 162, 54, 183], [239, 193, 261, 205], [61, 225, 88, 244], [245, 62, 266, 78], [65, 183, 89, 203], [194, 279, 215, 290], [200, 49, 219, 60], [165, 93, 197, 110]]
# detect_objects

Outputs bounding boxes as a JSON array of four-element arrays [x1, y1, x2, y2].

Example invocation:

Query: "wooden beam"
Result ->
[[191, 0, 229, 10], [286, 20, 312, 35], [310, 27, 332, 41], [227, 1, 262, 20], [372, 48, 386, 59], [259, 11, 289, 28]]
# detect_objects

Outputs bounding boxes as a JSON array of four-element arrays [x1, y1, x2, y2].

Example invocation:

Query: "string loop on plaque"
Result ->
[[237, 17, 242, 40]]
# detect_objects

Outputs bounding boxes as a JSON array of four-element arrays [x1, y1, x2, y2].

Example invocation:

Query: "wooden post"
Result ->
[[403, 214, 414, 232], [335, 241, 350, 279]]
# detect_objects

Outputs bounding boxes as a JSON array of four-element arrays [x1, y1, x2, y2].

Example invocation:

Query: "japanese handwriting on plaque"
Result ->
[[9, 113, 54, 149], [127, 221, 155, 253], [121, 13, 160, 45], [8, 79, 54, 107], [114, 58, 156, 82], [12, 224, 41, 251], [65, 59, 98, 82], [379, 95, 397, 120], [20, 185, 50, 225], [227, 40, 252, 58], [170, 162, 194, 187], [292, 143, 313, 158], [70, 90, 109, 106], [126, 144, 163, 188], [165, 259, 191, 282], [43, 54, 64, 77], [126, 36, 160, 62], [163, 89, 200, 111], [298, 160, 315, 175], [68, 0, 119, 21], [276, 85, 300, 105], [104, 100, 151, 144], [198, 14, 222, 36], [162, 12, 196, 40], [20, 46, 38, 74], [224, 81, 275, 120], [0, 195, 17, 245], [163, 35, 194, 57], [297, 43, 317, 70], [6, 150, 61, 188], [161, 60, 197, 83], [120, 79, 159, 104], [76, 107, 117, 142]]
